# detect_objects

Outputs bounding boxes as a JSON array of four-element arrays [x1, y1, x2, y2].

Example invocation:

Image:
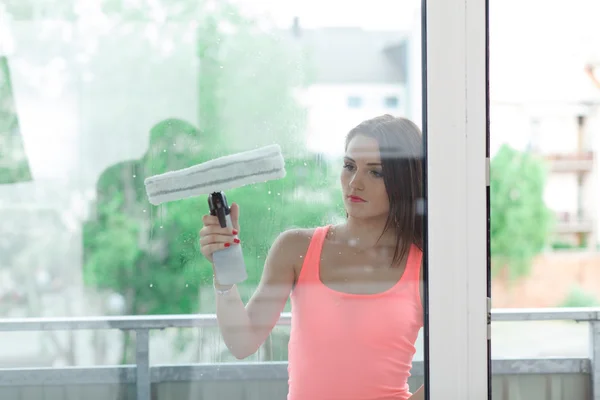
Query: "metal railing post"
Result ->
[[136, 329, 151, 400], [591, 315, 600, 400]]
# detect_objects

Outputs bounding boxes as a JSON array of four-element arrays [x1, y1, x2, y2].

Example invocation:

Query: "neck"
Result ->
[[338, 216, 395, 249]]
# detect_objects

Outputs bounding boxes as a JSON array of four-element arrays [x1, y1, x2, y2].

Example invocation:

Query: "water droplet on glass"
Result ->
[[267, 207, 271, 211], [220, 65, 224, 69], [149, 283, 153, 287], [268, 191, 271, 194], [143, 209, 147, 213], [277, 193, 281, 196], [303, 162, 307, 166], [163, 149, 167, 152], [160, 226, 163, 229], [133, 174, 136, 178], [185, 284, 189, 287]]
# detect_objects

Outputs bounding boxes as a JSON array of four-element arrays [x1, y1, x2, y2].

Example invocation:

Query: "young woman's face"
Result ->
[[340, 135, 390, 220]]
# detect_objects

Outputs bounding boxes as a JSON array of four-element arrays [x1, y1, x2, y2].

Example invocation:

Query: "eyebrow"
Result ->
[[344, 156, 382, 166]]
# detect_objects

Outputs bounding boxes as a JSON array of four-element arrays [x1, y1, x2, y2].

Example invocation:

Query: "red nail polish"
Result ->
[[232, 230, 238, 235], [224, 243, 231, 248], [234, 238, 240, 244]]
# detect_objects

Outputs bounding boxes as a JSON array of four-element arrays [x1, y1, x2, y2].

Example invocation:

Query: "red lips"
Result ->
[[347, 195, 366, 203]]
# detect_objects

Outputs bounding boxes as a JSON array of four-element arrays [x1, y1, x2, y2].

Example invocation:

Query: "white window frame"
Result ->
[[424, 0, 490, 399]]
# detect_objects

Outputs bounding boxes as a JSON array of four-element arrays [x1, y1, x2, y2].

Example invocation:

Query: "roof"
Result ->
[[281, 26, 409, 85]]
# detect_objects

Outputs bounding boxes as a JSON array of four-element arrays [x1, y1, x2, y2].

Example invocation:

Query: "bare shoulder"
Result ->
[[266, 228, 316, 280], [280, 228, 315, 281], [272, 228, 315, 260], [279, 227, 315, 244]]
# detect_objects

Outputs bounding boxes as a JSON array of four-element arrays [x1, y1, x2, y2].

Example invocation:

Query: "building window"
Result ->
[[347, 96, 362, 108], [384, 96, 399, 108]]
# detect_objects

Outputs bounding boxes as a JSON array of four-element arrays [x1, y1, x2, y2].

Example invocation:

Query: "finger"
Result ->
[[202, 214, 220, 226], [201, 243, 235, 256], [229, 202, 240, 231], [199, 234, 235, 246], [199, 225, 237, 237]]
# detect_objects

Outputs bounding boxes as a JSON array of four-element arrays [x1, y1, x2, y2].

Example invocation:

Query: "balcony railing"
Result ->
[[544, 152, 594, 173], [0, 308, 599, 400], [554, 212, 595, 235]]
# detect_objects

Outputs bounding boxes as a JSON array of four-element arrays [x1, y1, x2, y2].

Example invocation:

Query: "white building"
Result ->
[[282, 20, 412, 156], [487, 0, 600, 250], [491, 102, 599, 250]]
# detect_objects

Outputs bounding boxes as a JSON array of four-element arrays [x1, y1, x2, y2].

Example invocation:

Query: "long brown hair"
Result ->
[[345, 114, 424, 267]]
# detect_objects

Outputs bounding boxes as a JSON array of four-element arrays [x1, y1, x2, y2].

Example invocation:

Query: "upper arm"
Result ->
[[245, 228, 310, 337]]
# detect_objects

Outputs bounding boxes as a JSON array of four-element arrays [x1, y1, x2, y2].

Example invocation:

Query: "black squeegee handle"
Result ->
[[208, 192, 230, 228]]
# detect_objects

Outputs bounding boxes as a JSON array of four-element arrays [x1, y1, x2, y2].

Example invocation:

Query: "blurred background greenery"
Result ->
[[0, 0, 561, 366]]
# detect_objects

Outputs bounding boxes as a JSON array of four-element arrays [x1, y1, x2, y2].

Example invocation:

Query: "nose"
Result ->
[[349, 172, 364, 190]]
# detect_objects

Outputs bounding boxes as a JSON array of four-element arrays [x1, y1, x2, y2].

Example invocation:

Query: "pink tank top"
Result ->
[[287, 225, 423, 400]]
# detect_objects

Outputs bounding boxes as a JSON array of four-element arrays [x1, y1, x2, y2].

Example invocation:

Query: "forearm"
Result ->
[[408, 385, 425, 400], [215, 285, 260, 359]]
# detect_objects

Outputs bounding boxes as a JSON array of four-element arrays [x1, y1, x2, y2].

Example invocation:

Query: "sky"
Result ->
[[488, 0, 600, 103]]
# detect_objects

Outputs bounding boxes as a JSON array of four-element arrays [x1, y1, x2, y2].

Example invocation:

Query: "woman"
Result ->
[[199, 114, 425, 400]]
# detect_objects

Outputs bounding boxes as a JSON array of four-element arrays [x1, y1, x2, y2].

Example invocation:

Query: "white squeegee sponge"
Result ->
[[144, 144, 286, 205]]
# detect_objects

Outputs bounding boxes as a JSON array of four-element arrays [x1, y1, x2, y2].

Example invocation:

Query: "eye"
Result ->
[[343, 163, 356, 171], [370, 170, 383, 178]]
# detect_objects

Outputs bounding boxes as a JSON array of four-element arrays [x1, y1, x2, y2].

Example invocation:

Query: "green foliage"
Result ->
[[551, 240, 590, 251], [68, 0, 343, 363], [490, 144, 554, 281], [0, 56, 32, 184], [559, 286, 600, 308], [83, 119, 207, 317], [551, 241, 576, 250], [81, 1, 339, 330]]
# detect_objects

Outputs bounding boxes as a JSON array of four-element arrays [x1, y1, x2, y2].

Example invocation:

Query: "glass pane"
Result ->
[[0, 0, 426, 399], [490, 1, 600, 398]]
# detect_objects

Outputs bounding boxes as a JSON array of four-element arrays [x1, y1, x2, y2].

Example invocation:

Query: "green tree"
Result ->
[[560, 286, 600, 308], [82, 2, 339, 364], [0, 55, 32, 184], [490, 144, 554, 282]]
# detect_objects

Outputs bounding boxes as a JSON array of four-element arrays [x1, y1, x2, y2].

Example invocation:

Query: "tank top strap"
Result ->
[[404, 244, 423, 282], [297, 225, 330, 284], [399, 244, 423, 306]]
